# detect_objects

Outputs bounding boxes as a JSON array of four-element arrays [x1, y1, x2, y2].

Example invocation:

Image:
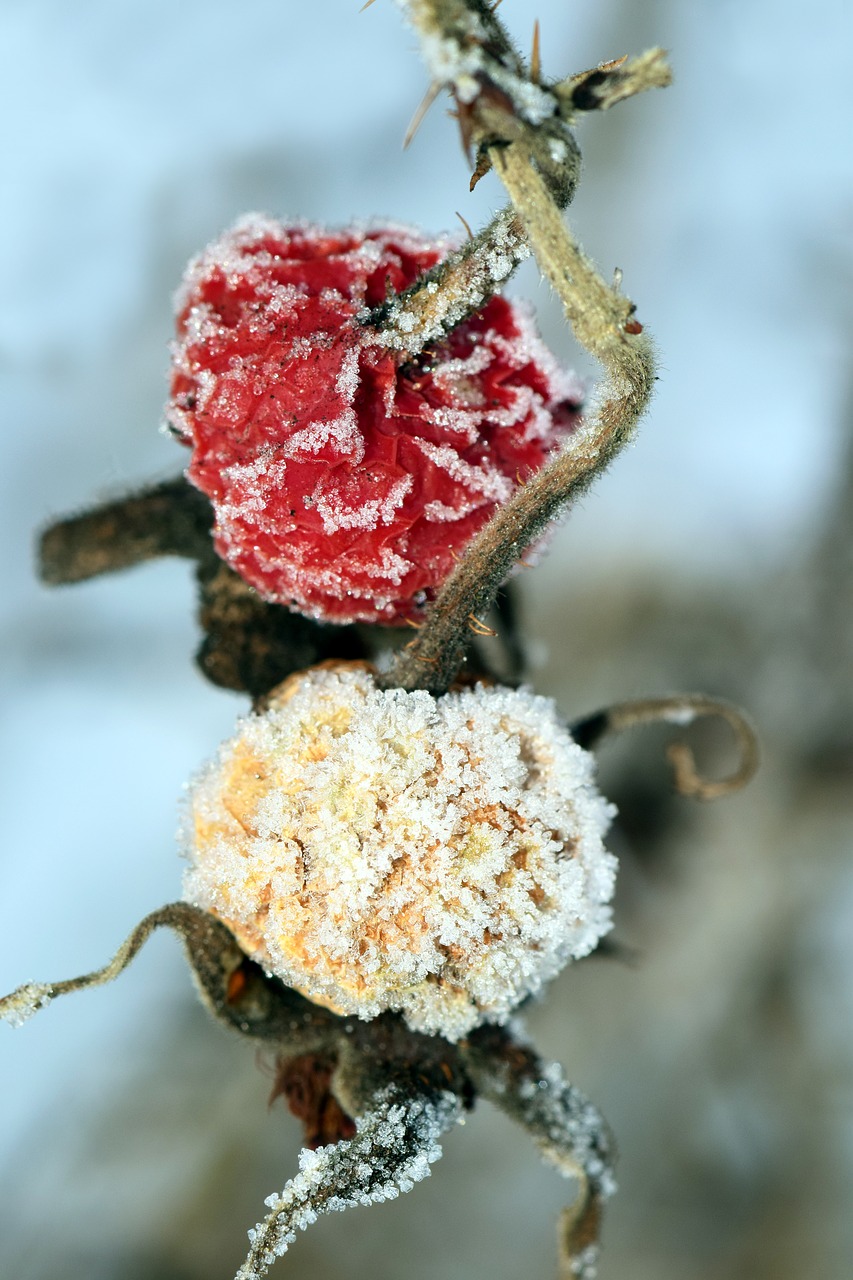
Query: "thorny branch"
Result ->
[[3, 9, 760, 1280], [381, 0, 669, 693]]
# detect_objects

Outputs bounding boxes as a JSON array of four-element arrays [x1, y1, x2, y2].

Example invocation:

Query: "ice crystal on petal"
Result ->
[[183, 663, 616, 1039], [166, 217, 582, 624]]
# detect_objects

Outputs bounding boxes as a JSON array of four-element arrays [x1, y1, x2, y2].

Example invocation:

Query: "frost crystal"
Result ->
[[183, 663, 616, 1040], [0, 981, 53, 1028], [236, 1087, 461, 1280], [165, 215, 582, 624]]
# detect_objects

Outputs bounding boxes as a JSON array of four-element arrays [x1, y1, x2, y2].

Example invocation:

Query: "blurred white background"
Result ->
[[1, 2, 851, 1277]]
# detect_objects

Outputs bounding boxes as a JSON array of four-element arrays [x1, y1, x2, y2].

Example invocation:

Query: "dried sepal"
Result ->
[[462, 1022, 615, 1280], [570, 694, 760, 800], [0, 904, 342, 1049], [236, 1084, 462, 1280], [556, 48, 673, 117], [36, 477, 372, 697], [194, 559, 368, 699], [362, 206, 533, 354], [270, 1052, 358, 1150], [38, 476, 212, 585]]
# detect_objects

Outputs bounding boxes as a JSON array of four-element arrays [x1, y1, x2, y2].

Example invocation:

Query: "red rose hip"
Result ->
[[166, 214, 582, 624]]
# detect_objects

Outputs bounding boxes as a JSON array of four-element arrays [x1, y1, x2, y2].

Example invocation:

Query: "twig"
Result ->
[[381, 1, 665, 692]]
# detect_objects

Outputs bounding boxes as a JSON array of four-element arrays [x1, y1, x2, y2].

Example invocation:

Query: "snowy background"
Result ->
[[1, 1, 852, 1277]]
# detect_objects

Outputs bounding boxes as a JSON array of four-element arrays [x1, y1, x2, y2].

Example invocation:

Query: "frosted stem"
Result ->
[[236, 1086, 461, 1280], [463, 1024, 615, 1280], [383, 143, 654, 693], [380, 2, 666, 692], [370, 0, 586, 356], [363, 206, 533, 354]]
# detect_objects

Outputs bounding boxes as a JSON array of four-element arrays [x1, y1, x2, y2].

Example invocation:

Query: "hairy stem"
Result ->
[[384, 143, 654, 693], [38, 476, 212, 584]]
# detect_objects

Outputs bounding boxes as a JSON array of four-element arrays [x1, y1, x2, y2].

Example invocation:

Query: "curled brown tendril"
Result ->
[[571, 694, 760, 801]]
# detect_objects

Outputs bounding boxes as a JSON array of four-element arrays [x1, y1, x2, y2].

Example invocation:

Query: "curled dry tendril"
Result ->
[[571, 695, 760, 800]]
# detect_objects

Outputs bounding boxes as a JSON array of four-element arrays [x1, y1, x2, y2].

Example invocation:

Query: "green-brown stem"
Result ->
[[383, 142, 654, 692]]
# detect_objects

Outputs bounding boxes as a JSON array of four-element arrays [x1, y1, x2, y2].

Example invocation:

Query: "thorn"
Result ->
[[468, 613, 498, 637], [516, 557, 534, 570], [403, 81, 441, 150], [360, 0, 377, 10], [449, 549, 462, 563], [455, 211, 474, 241], [599, 54, 628, 72], [469, 147, 492, 192], [403, 617, 424, 629], [489, 0, 504, 10], [530, 19, 541, 84]]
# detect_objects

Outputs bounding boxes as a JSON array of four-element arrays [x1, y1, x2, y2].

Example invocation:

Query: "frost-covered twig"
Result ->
[[463, 1023, 615, 1280], [379, 1, 665, 692], [370, 2, 668, 358], [235, 1086, 461, 1280], [570, 694, 760, 800], [363, 205, 535, 354]]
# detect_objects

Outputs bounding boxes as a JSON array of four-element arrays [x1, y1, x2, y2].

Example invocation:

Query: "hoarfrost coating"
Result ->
[[166, 215, 582, 624], [183, 664, 617, 1040], [235, 1089, 463, 1279]]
